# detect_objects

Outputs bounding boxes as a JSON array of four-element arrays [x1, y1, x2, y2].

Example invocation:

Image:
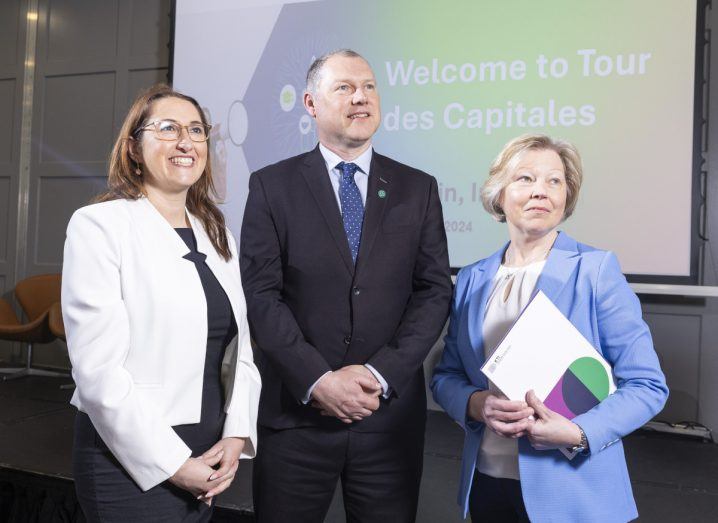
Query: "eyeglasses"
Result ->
[[136, 119, 212, 142]]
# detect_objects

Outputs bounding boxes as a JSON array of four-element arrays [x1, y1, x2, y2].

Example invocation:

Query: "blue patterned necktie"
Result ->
[[337, 162, 364, 264]]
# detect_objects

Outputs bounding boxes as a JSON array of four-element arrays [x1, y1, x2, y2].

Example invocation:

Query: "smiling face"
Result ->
[[500, 148, 567, 239], [304, 54, 381, 158], [134, 97, 207, 198]]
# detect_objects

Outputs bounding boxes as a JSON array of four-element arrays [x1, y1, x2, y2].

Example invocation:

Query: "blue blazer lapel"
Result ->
[[535, 231, 580, 306], [465, 232, 579, 381]]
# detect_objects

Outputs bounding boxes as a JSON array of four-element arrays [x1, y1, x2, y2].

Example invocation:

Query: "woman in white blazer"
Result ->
[[62, 84, 261, 522]]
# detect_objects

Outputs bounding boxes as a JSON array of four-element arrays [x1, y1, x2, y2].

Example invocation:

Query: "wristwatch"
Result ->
[[568, 425, 589, 454]]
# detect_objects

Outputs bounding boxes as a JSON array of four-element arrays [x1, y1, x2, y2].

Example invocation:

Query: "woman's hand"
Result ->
[[525, 390, 582, 450], [169, 454, 225, 499], [468, 391, 534, 438], [199, 437, 247, 500]]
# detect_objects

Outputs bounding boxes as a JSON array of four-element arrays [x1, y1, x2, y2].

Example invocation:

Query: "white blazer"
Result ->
[[61, 197, 261, 491]]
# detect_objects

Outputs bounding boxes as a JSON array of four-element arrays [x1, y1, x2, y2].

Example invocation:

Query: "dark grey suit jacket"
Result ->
[[240, 145, 452, 433]]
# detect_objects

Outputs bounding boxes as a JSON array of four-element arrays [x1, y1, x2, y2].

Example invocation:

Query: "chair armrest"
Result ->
[[0, 298, 20, 326], [49, 302, 66, 341]]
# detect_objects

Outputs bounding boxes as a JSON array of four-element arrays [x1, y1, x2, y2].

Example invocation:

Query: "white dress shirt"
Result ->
[[319, 143, 372, 207]]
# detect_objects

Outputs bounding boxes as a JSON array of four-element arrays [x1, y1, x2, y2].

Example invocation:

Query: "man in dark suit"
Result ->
[[240, 49, 452, 523]]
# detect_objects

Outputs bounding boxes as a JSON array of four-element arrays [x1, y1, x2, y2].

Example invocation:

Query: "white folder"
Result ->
[[480, 290, 616, 458]]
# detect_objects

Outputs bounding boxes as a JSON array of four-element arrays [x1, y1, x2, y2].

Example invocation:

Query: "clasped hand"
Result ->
[[311, 365, 382, 423], [469, 390, 582, 449], [169, 437, 246, 504]]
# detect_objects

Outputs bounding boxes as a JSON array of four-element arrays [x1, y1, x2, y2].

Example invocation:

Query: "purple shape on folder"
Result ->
[[544, 374, 575, 419], [545, 369, 602, 420]]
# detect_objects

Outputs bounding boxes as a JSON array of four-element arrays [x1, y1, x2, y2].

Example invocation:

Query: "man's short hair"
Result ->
[[306, 49, 366, 94]]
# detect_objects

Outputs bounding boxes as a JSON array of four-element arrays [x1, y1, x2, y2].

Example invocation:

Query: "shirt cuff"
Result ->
[[302, 371, 332, 404], [364, 364, 391, 399]]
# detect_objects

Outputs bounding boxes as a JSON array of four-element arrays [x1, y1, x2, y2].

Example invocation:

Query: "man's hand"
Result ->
[[343, 364, 382, 389], [311, 367, 382, 423]]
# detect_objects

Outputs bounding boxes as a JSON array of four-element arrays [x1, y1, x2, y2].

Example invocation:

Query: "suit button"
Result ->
[[343, 336, 351, 345], [352, 287, 361, 296]]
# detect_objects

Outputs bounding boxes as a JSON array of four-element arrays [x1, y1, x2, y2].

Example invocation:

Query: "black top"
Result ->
[[172, 228, 237, 454]]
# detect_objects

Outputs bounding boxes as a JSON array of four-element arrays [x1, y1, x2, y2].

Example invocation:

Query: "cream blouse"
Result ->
[[477, 260, 546, 480]]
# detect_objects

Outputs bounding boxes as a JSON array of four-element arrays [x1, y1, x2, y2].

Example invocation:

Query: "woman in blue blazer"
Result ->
[[431, 134, 668, 522]]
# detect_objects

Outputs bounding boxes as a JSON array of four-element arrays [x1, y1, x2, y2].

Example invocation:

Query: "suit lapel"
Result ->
[[299, 146, 355, 276], [355, 152, 391, 277]]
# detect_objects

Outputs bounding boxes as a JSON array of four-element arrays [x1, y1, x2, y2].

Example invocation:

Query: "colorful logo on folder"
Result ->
[[544, 357, 611, 419]]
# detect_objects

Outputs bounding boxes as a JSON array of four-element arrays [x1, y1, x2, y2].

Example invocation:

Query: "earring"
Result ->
[[134, 167, 141, 176]]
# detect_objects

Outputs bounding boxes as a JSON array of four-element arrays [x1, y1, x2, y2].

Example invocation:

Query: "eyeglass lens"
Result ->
[[153, 120, 209, 142]]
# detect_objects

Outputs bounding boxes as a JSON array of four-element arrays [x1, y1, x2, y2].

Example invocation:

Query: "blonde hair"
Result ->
[[481, 134, 583, 222]]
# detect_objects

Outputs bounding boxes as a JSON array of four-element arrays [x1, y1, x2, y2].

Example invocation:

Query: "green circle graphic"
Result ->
[[568, 356, 610, 401]]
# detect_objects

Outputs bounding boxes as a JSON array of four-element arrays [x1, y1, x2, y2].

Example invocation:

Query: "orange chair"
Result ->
[[48, 300, 75, 390], [0, 274, 70, 380], [48, 301, 66, 342]]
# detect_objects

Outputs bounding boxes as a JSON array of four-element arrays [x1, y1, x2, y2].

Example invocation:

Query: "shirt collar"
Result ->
[[319, 143, 372, 176]]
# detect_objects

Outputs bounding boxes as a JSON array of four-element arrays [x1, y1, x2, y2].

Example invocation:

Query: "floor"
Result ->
[[0, 373, 716, 522]]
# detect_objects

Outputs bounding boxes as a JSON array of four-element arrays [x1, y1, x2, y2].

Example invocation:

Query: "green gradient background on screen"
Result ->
[[348, 0, 696, 272]]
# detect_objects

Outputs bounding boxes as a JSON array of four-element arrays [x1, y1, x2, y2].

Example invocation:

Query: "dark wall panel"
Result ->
[[644, 312, 701, 421], [129, 0, 170, 61], [0, 272, 7, 360], [0, 0, 22, 344], [0, 0, 21, 69], [0, 177, 9, 262], [41, 72, 116, 164], [0, 0, 171, 368], [34, 176, 106, 266], [127, 67, 168, 106], [0, 79, 16, 163], [46, 0, 118, 63]]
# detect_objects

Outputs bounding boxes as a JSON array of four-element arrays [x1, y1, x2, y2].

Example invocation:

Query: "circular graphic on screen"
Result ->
[[241, 2, 342, 171], [227, 100, 248, 146], [279, 84, 297, 112]]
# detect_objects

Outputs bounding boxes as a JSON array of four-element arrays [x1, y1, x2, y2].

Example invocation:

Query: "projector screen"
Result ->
[[173, 0, 702, 282]]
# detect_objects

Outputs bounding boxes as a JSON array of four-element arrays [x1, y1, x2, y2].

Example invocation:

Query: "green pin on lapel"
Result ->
[[378, 189, 387, 199]]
